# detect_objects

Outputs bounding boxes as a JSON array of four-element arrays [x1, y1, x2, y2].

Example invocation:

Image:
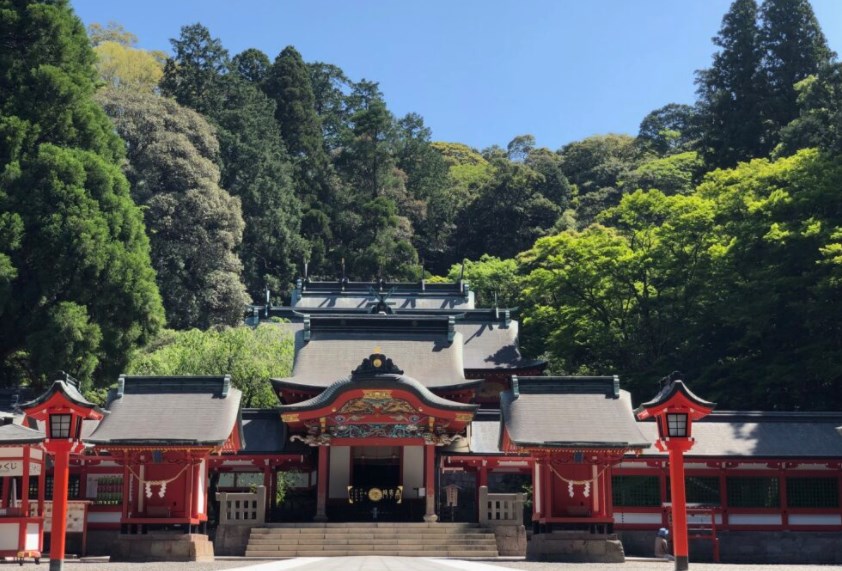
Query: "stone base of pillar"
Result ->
[[110, 533, 214, 562], [49, 560, 63, 571], [313, 513, 328, 522], [675, 555, 689, 570], [527, 532, 625, 563], [422, 514, 438, 522]]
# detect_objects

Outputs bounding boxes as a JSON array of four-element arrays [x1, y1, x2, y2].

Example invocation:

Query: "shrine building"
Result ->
[[1, 278, 842, 564]]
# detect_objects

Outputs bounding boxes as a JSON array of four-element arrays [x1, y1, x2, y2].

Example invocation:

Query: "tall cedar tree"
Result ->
[[695, 0, 765, 168], [98, 90, 250, 329], [263, 46, 337, 276], [759, 0, 835, 145], [161, 24, 305, 299], [0, 0, 164, 388]]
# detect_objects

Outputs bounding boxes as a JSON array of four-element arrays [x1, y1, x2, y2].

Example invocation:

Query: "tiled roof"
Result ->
[[457, 321, 544, 370], [86, 376, 241, 447], [276, 374, 479, 414], [21, 379, 100, 413], [0, 419, 44, 445], [500, 376, 650, 450], [276, 332, 477, 389], [638, 411, 842, 458]]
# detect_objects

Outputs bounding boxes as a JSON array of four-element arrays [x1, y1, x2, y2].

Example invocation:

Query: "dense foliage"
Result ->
[[0, 0, 164, 389], [129, 325, 293, 408], [3, 0, 842, 411]]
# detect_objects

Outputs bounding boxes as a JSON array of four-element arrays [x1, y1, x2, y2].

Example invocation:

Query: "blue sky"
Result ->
[[70, 0, 842, 151]]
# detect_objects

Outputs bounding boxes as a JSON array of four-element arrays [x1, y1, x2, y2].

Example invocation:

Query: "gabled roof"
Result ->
[[457, 321, 545, 370], [500, 376, 650, 450], [0, 417, 44, 445], [21, 378, 102, 415], [290, 279, 474, 310], [637, 411, 842, 458], [636, 379, 716, 421], [86, 376, 242, 447], [277, 374, 479, 415], [273, 331, 479, 390]]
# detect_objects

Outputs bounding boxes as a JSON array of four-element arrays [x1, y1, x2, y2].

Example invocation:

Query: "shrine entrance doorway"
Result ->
[[352, 446, 400, 491]]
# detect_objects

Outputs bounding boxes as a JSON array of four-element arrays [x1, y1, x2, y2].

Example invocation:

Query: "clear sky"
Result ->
[[70, 0, 842, 151]]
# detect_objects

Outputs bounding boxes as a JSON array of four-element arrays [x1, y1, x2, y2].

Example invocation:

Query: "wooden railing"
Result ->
[[216, 486, 266, 525], [479, 485, 525, 526]]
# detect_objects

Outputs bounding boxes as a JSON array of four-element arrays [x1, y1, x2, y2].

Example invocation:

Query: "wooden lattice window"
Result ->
[[612, 475, 661, 507], [667, 476, 721, 504], [786, 477, 839, 508], [727, 476, 780, 508]]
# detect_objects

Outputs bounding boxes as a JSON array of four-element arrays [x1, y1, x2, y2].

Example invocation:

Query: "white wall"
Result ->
[[329, 446, 351, 499], [402, 446, 424, 499]]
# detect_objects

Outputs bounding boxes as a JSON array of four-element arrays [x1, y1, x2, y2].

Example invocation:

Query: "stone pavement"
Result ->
[[18, 557, 842, 570]]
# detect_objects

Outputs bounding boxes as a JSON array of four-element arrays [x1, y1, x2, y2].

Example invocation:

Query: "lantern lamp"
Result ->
[[666, 412, 689, 438]]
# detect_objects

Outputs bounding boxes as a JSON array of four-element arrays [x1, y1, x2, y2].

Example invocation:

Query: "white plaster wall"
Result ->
[[402, 446, 424, 499], [0, 523, 19, 550], [196, 459, 206, 515], [329, 446, 351, 499]]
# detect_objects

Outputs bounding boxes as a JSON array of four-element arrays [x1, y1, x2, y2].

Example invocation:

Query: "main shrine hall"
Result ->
[[2, 278, 842, 564]]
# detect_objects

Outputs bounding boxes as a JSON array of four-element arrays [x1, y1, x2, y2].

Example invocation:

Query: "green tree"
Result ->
[[621, 151, 703, 196], [557, 134, 641, 228], [637, 103, 700, 156], [263, 46, 337, 276], [759, 0, 835, 146], [454, 158, 561, 261], [695, 0, 765, 168], [98, 89, 250, 329], [232, 48, 270, 84], [130, 325, 294, 407], [161, 24, 305, 298], [777, 63, 842, 155], [518, 190, 718, 398], [393, 113, 452, 271], [87, 21, 137, 47], [443, 255, 519, 308], [308, 62, 353, 151], [0, 0, 163, 388]]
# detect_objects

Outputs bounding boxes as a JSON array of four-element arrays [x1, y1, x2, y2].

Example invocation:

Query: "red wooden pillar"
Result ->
[[668, 443, 691, 571], [121, 462, 131, 521], [423, 444, 437, 522], [543, 457, 553, 523], [263, 465, 273, 520], [190, 459, 202, 521], [533, 458, 543, 522], [314, 446, 328, 521], [17, 446, 31, 554], [50, 441, 71, 571]]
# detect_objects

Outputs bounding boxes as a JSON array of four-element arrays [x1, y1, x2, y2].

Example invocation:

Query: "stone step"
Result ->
[[248, 541, 497, 551], [245, 549, 500, 558], [249, 531, 493, 539], [249, 533, 494, 545], [244, 523, 499, 558], [262, 522, 478, 528]]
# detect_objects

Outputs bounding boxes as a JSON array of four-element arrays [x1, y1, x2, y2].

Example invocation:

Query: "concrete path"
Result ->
[[227, 557, 842, 571], [35, 557, 842, 570]]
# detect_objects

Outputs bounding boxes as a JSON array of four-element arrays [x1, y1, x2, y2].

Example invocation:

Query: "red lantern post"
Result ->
[[636, 374, 714, 571], [22, 375, 103, 571]]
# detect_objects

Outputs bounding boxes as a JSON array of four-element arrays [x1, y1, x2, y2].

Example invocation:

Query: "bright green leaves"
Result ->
[[130, 325, 294, 408]]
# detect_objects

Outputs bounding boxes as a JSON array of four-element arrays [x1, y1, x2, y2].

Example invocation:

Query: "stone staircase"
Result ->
[[245, 522, 500, 557]]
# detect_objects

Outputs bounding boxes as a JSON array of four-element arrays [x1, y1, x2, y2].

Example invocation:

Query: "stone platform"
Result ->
[[527, 531, 625, 563], [111, 532, 214, 562]]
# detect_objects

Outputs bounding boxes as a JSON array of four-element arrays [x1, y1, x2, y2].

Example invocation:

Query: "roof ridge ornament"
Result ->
[[352, 353, 404, 377]]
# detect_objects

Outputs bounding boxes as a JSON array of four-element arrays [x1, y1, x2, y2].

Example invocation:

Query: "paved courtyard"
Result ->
[[16, 557, 842, 571]]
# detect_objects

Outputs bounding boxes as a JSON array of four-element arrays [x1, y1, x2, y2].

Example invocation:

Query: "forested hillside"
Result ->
[[2, 0, 841, 410]]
